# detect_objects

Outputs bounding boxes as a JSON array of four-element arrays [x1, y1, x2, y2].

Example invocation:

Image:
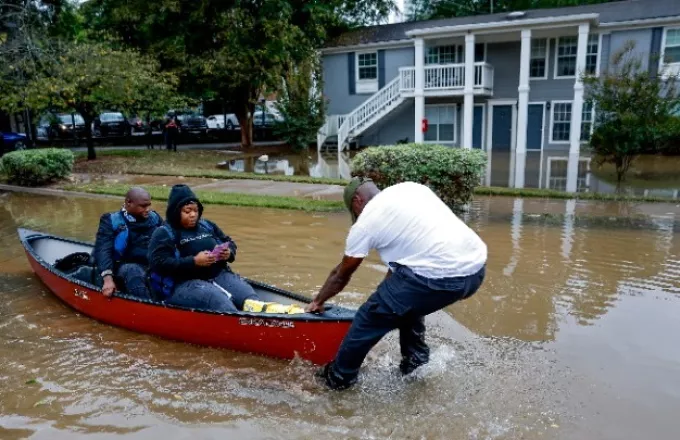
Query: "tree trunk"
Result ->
[[83, 115, 96, 161], [236, 102, 254, 149]]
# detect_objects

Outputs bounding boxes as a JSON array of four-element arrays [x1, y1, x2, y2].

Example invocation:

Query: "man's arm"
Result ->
[[93, 214, 117, 297], [306, 256, 364, 313]]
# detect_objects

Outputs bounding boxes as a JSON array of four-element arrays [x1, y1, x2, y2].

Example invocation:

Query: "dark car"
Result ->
[[0, 131, 30, 155], [177, 113, 208, 137], [94, 112, 131, 138], [37, 113, 86, 141]]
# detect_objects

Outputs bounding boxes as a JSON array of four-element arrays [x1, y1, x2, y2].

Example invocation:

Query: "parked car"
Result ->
[[206, 114, 240, 131], [128, 115, 163, 135], [37, 113, 86, 140], [176, 113, 208, 136], [252, 110, 281, 128], [0, 131, 30, 155], [94, 112, 131, 138]]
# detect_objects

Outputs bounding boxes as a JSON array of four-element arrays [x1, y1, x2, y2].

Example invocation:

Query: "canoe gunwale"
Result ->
[[19, 228, 354, 323]]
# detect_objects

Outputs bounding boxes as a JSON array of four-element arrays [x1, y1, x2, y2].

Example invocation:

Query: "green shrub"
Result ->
[[350, 143, 487, 208], [1, 148, 75, 186]]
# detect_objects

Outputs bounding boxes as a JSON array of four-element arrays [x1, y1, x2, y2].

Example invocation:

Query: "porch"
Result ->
[[399, 62, 494, 96]]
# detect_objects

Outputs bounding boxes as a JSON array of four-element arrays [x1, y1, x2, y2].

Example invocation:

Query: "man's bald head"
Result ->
[[124, 187, 152, 219]]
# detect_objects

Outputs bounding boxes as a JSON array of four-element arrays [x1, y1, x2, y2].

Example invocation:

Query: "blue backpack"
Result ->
[[110, 210, 162, 262], [149, 220, 217, 299]]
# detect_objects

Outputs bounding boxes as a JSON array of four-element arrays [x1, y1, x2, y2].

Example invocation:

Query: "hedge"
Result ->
[[1, 148, 75, 186], [351, 143, 487, 208]]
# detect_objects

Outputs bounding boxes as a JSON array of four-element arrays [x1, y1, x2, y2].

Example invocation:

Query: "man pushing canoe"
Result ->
[[306, 178, 488, 390]]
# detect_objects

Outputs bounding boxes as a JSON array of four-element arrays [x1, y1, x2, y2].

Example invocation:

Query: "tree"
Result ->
[[406, 0, 621, 21], [16, 42, 181, 160], [81, 0, 396, 148], [583, 41, 680, 186], [274, 57, 327, 150]]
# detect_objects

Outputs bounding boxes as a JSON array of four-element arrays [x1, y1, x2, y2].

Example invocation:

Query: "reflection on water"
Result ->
[[230, 147, 680, 199], [1, 192, 680, 439]]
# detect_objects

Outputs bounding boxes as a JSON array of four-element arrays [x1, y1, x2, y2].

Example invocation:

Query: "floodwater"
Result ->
[[1, 192, 680, 439], [226, 149, 680, 199]]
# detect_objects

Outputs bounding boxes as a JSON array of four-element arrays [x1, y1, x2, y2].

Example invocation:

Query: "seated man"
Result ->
[[306, 178, 488, 390], [93, 187, 162, 299]]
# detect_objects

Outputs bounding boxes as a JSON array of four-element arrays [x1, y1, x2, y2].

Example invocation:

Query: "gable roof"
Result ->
[[325, 0, 680, 49]]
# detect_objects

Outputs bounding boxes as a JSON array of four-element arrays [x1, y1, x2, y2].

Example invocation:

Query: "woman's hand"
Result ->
[[194, 251, 216, 267], [217, 244, 231, 261]]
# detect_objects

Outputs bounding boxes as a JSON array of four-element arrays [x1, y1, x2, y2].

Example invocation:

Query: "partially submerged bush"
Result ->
[[351, 143, 487, 208], [1, 148, 74, 186]]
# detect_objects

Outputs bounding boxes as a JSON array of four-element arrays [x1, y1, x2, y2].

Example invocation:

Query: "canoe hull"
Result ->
[[21, 230, 353, 365]]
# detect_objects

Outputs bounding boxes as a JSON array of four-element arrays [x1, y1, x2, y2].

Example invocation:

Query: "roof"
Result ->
[[325, 0, 680, 49]]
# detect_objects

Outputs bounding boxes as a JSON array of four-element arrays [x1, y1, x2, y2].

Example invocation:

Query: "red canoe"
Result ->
[[18, 228, 354, 365]]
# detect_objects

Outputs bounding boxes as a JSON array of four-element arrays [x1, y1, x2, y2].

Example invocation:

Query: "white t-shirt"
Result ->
[[345, 182, 487, 279]]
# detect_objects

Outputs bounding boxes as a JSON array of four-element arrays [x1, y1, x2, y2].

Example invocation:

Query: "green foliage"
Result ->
[[274, 59, 327, 150], [1, 148, 74, 186], [351, 144, 487, 208], [583, 41, 680, 185]]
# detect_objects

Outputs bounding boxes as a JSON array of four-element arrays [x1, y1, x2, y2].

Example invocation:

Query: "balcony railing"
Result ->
[[399, 62, 494, 94]]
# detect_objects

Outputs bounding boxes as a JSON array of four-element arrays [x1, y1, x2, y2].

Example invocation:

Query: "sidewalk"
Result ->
[[69, 141, 286, 153]]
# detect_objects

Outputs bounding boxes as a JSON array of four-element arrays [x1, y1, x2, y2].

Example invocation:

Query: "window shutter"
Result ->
[[348, 52, 356, 95], [378, 50, 386, 89], [649, 27, 663, 77]]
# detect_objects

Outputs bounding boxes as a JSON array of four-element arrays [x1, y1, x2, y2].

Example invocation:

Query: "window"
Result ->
[[585, 34, 599, 75], [530, 38, 548, 79], [551, 102, 572, 142], [555, 36, 578, 78], [425, 45, 462, 64], [663, 28, 680, 64], [580, 102, 595, 142], [547, 158, 590, 192], [424, 105, 456, 143], [357, 52, 378, 80]]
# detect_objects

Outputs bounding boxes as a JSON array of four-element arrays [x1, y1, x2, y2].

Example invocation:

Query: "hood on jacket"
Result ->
[[166, 184, 204, 228]]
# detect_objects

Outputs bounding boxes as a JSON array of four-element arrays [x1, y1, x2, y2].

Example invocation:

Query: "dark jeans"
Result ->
[[322, 264, 486, 390], [116, 263, 153, 300], [164, 269, 260, 312]]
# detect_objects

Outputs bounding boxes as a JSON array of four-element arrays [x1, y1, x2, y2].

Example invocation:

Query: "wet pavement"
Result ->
[[1, 191, 680, 439]]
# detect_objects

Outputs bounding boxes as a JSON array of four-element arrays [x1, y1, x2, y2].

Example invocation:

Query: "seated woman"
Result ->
[[148, 184, 260, 312]]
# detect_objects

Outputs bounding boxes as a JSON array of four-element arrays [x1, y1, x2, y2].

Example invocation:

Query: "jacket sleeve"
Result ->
[[148, 227, 197, 278], [93, 213, 115, 273], [207, 220, 237, 263]]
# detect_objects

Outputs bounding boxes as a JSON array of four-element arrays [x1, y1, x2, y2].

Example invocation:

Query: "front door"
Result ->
[[526, 104, 544, 150], [473, 106, 484, 149], [491, 105, 513, 151]]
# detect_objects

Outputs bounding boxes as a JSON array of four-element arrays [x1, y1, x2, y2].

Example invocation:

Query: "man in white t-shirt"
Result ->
[[306, 177, 487, 390]]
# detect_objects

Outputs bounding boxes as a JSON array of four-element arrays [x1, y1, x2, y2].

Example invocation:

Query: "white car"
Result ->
[[206, 114, 240, 130]]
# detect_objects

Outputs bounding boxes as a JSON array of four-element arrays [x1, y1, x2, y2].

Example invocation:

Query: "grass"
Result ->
[[62, 183, 345, 212], [68, 149, 680, 204]]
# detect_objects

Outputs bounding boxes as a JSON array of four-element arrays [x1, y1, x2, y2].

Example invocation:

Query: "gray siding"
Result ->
[[486, 42, 520, 100], [607, 28, 654, 72], [322, 47, 414, 115], [359, 101, 415, 146], [600, 33, 611, 74]]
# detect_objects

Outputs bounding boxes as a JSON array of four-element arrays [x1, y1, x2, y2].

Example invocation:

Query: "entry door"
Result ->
[[472, 106, 484, 149], [491, 105, 512, 151], [526, 104, 544, 150]]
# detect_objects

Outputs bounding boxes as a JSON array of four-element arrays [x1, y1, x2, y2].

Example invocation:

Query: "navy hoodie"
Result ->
[[148, 185, 237, 282]]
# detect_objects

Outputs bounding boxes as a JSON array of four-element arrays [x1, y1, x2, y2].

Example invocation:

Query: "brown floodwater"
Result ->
[[1, 191, 680, 439]]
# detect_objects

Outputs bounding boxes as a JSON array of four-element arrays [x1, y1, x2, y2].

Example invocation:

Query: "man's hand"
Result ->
[[305, 300, 325, 314], [194, 251, 217, 267], [217, 244, 231, 261], [102, 276, 117, 298]]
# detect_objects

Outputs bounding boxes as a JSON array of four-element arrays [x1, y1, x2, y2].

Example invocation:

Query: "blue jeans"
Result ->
[[116, 263, 152, 300], [165, 269, 260, 312], [322, 264, 486, 390]]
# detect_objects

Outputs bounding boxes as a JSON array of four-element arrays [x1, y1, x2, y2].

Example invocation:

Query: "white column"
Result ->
[[463, 33, 475, 148], [566, 23, 589, 192], [414, 38, 425, 143], [514, 29, 532, 188]]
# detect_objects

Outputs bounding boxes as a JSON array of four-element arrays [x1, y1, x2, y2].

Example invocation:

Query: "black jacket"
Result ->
[[148, 184, 237, 282], [93, 210, 162, 274]]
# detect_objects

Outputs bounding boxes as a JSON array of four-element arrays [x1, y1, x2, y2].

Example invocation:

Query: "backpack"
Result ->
[[149, 220, 217, 299], [110, 210, 162, 262]]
